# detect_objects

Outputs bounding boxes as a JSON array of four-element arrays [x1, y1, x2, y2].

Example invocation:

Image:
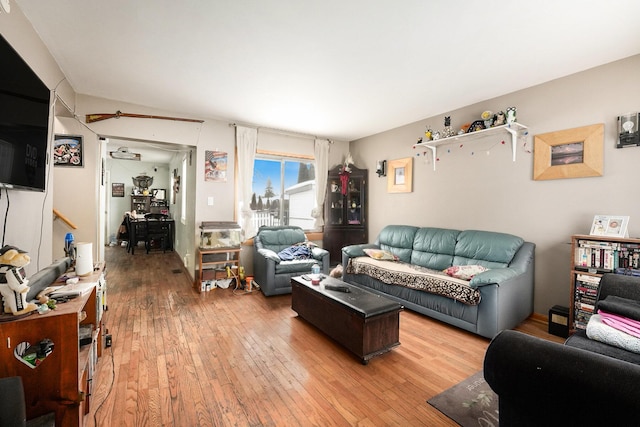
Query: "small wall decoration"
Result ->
[[533, 124, 603, 181], [205, 150, 228, 182], [387, 157, 413, 193], [590, 215, 629, 238], [111, 183, 125, 197], [172, 168, 180, 204], [53, 135, 83, 167]]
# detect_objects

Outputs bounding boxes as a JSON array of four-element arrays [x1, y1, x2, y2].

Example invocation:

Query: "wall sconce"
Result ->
[[376, 160, 386, 177], [617, 112, 640, 148]]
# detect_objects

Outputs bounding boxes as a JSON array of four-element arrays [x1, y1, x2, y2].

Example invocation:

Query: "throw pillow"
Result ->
[[444, 265, 489, 281], [363, 248, 398, 261]]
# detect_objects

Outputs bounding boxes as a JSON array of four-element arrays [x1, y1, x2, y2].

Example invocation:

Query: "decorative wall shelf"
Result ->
[[412, 123, 528, 170]]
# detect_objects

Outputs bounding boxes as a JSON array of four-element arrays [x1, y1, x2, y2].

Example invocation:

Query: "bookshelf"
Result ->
[[569, 234, 640, 331]]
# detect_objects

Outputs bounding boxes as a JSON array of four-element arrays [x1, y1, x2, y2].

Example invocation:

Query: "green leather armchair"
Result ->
[[253, 225, 329, 296]]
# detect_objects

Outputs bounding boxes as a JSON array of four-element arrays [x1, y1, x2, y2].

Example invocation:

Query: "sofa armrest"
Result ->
[[342, 243, 379, 258], [257, 248, 280, 264], [311, 247, 329, 260], [484, 330, 640, 425], [469, 268, 519, 287], [596, 273, 640, 308]]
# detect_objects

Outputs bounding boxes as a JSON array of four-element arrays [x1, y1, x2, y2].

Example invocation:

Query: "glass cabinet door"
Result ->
[[346, 176, 362, 225], [328, 179, 343, 225]]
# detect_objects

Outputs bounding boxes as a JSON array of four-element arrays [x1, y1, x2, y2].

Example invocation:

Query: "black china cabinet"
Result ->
[[323, 164, 367, 265]]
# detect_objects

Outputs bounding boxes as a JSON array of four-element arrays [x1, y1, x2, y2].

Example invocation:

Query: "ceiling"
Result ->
[[14, 0, 640, 143]]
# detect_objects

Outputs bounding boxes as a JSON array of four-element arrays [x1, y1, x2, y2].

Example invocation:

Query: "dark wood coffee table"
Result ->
[[291, 275, 402, 364]]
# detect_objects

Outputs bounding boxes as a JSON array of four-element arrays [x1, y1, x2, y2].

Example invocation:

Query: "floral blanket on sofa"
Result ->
[[346, 257, 481, 305]]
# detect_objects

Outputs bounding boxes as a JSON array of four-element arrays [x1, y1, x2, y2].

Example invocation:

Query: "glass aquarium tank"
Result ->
[[199, 221, 243, 249]]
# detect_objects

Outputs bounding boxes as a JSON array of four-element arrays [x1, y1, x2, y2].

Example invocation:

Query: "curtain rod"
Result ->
[[229, 122, 333, 143]]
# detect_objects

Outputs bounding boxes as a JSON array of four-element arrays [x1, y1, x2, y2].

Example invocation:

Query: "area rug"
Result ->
[[427, 371, 499, 426]]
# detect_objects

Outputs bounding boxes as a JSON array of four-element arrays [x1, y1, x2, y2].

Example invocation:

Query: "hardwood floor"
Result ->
[[89, 246, 563, 426]]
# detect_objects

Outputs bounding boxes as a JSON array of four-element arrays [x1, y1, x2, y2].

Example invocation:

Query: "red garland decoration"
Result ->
[[339, 170, 350, 195]]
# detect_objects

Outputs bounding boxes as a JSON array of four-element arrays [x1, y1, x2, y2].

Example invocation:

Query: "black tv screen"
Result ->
[[0, 35, 50, 192]]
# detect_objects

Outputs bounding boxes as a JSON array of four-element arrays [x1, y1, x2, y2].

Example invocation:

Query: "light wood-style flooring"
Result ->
[[89, 246, 562, 426]]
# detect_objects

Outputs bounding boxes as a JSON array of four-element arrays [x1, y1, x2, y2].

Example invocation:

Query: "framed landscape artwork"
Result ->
[[533, 124, 603, 180]]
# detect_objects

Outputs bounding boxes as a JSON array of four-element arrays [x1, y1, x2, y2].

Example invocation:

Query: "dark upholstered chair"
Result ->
[[0, 376, 55, 427], [253, 225, 329, 296]]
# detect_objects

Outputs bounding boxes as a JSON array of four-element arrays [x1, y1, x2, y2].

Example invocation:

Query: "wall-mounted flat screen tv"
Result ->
[[0, 34, 50, 192]]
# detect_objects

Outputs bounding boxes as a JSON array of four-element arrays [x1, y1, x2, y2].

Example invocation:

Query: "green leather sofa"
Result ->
[[341, 225, 535, 338]]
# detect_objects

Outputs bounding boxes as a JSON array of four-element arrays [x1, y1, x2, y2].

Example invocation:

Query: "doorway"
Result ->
[[102, 137, 195, 262]]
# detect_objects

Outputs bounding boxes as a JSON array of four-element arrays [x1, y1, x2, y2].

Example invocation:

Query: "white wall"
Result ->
[[351, 55, 640, 315]]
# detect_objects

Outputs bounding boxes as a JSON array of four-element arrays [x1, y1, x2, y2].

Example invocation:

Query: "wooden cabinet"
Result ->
[[569, 234, 640, 332], [323, 165, 367, 265], [0, 263, 106, 426], [131, 195, 170, 215], [131, 195, 151, 214]]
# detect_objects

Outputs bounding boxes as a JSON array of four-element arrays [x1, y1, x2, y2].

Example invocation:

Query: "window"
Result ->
[[251, 155, 316, 230]]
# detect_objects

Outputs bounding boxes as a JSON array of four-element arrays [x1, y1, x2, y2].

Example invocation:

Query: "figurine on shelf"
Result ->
[[338, 152, 353, 195], [481, 110, 494, 128], [0, 245, 37, 316], [506, 107, 517, 124], [424, 126, 433, 141], [442, 116, 455, 138], [494, 111, 506, 126]]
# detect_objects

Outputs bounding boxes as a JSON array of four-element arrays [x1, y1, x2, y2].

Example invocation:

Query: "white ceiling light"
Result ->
[[109, 146, 141, 161]]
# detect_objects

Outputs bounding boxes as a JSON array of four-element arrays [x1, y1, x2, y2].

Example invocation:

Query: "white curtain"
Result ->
[[236, 126, 258, 238], [312, 139, 330, 229]]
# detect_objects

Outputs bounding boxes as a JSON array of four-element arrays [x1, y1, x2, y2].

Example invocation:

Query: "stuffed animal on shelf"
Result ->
[[0, 245, 37, 315]]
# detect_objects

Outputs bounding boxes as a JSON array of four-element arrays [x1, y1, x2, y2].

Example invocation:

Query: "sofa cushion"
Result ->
[[256, 226, 307, 253], [411, 227, 460, 270], [377, 225, 419, 263], [453, 230, 524, 268]]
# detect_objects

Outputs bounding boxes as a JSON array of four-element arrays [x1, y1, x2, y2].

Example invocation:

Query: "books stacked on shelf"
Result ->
[[573, 273, 601, 330], [574, 239, 640, 272]]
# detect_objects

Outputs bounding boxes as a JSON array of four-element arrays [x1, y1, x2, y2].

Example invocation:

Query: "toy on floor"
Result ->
[[0, 245, 37, 315]]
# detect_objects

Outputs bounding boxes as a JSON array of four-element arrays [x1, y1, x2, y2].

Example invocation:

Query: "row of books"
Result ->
[[573, 273, 601, 330], [574, 239, 640, 272]]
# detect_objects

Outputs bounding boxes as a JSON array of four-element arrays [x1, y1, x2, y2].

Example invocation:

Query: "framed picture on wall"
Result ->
[[112, 183, 125, 197], [387, 157, 413, 193], [53, 135, 84, 167], [205, 150, 228, 182]]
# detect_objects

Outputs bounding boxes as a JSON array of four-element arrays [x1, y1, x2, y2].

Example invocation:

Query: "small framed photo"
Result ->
[[387, 157, 413, 193], [111, 183, 125, 197], [53, 135, 84, 167], [590, 215, 629, 238]]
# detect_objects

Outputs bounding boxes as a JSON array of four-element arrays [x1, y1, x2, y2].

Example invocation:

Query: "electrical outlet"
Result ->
[[207, 196, 214, 206]]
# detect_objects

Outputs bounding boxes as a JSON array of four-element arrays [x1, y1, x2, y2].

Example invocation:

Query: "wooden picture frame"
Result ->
[[53, 134, 84, 167], [533, 124, 604, 180], [387, 157, 413, 193]]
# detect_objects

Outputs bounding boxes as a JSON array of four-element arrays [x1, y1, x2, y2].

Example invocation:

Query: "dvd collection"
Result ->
[[572, 238, 640, 330]]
